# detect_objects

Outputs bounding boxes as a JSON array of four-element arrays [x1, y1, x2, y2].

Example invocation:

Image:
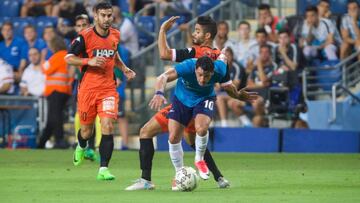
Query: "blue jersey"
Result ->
[[174, 59, 230, 107], [0, 37, 27, 70], [23, 38, 47, 61]]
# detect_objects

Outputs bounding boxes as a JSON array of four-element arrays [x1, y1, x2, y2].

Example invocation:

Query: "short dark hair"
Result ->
[[260, 44, 272, 53], [306, 6, 318, 14], [24, 24, 36, 31], [196, 56, 214, 72], [278, 29, 289, 35], [225, 47, 234, 57], [348, 0, 359, 6], [197, 16, 217, 40], [217, 20, 229, 29], [1, 21, 13, 30], [319, 0, 330, 5], [93, 1, 112, 13], [256, 28, 268, 36], [75, 14, 90, 23], [238, 20, 251, 28], [258, 3, 271, 11]]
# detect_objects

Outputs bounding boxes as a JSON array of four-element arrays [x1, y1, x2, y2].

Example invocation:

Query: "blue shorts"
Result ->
[[168, 96, 215, 126]]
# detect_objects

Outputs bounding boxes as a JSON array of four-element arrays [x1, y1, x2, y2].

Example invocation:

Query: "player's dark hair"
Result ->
[[348, 0, 359, 6], [197, 16, 217, 40], [256, 28, 268, 36], [258, 3, 271, 11], [93, 1, 113, 13], [75, 14, 90, 23], [196, 56, 214, 72], [238, 20, 251, 29], [306, 6, 318, 14]]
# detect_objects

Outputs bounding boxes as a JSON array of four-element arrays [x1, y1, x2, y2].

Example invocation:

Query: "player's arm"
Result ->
[[149, 68, 178, 111], [158, 16, 180, 60], [115, 52, 136, 80], [64, 35, 105, 67]]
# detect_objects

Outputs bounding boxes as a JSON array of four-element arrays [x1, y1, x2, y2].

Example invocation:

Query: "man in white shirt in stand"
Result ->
[[20, 48, 45, 97]]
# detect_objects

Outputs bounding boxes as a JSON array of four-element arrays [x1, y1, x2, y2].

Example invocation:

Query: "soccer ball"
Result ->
[[175, 166, 199, 191]]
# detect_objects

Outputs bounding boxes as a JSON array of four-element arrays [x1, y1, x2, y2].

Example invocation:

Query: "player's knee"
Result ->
[[101, 122, 114, 134], [139, 126, 152, 139], [195, 125, 208, 136], [80, 127, 93, 139], [168, 134, 181, 144]]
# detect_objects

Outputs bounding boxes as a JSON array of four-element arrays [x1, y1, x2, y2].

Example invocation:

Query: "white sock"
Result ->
[[168, 141, 183, 171], [220, 120, 227, 127], [99, 167, 107, 172], [195, 131, 209, 162], [239, 115, 252, 126]]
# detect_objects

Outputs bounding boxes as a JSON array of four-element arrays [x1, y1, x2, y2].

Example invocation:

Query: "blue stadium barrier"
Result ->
[[0, 0, 21, 18], [282, 129, 360, 153], [35, 16, 58, 38], [156, 133, 198, 152], [12, 17, 35, 38], [213, 127, 280, 152], [137, 16, 155, 48]]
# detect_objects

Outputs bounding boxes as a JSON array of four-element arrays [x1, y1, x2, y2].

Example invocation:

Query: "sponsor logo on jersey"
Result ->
[[93, 49, 115, 58]]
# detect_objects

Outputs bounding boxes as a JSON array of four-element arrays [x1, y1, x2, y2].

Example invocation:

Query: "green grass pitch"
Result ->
[[0, 150, 359, 203]]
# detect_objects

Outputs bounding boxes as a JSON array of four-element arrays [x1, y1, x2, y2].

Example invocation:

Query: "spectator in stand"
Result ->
[[112, 6, 139, 56], [299, 6, 339, 62], [257, 3, 280, 43], [213, 21, 235, 50], [273, 30, 298, 87], [340, 0, 360, 59], [0, 58, 14, 95], [317, 0, 343, 48], [21, 0, 54, 17], [247, 45, 278, 127], [246, 28, 275, 69], [0, 22, 27, 82], [52, 0, 88, 26], [23, 25, 47, 62], [20, 48, 45, 97], [42, 26, 57, 61], [215, 47, 250, 127], [38, 37, 72, 149], [317, 0, 331, 19], [234, 21, 256, 67]]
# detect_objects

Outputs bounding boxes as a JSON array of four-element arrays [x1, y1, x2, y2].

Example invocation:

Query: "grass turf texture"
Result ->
[[0, 150, 360, 203]]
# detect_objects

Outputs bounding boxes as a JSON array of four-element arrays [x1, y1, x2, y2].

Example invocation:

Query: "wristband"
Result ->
[[155, 91, 164, 96], [82, 58, 89, 65]]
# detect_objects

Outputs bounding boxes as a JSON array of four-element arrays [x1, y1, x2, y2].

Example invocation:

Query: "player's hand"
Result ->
[[149, 94, 167, 111], [238, 87, 259, 102], [88, 57, 106, 67], [160, 16, 180, 32], [124, 67, 136, 80]]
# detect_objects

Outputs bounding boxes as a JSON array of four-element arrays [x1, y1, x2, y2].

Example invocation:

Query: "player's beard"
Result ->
[[192, 37, 204, 46], [100, 21, 111, 31]]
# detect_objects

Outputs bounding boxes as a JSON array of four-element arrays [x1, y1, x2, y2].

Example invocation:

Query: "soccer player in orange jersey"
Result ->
[[65, 2, 136, 180], [126, 16, 230, 191]]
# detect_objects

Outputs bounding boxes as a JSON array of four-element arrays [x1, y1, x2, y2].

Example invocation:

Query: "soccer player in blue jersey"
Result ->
[[149, 56, 258, 184]]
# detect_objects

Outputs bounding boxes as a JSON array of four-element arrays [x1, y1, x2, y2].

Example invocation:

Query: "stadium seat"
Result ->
[[137, 16, 155, 48], [315, 60, 342, 91], [12, 17, 35, 38], [0, 0, 21, 18], [35, 16, 58, 38], [197, 0, 220, 15], [118, 0, 129, 13]]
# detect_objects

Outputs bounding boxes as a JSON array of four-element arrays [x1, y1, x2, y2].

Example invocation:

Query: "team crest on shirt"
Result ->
[[93, 49, 115, 58]]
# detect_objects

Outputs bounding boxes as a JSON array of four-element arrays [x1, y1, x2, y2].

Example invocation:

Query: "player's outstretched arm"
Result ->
[[158, 16, 180, 60], [115, 52, 136, 80], [223, 83, 259, 102], [149, 68, 178, 111]]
